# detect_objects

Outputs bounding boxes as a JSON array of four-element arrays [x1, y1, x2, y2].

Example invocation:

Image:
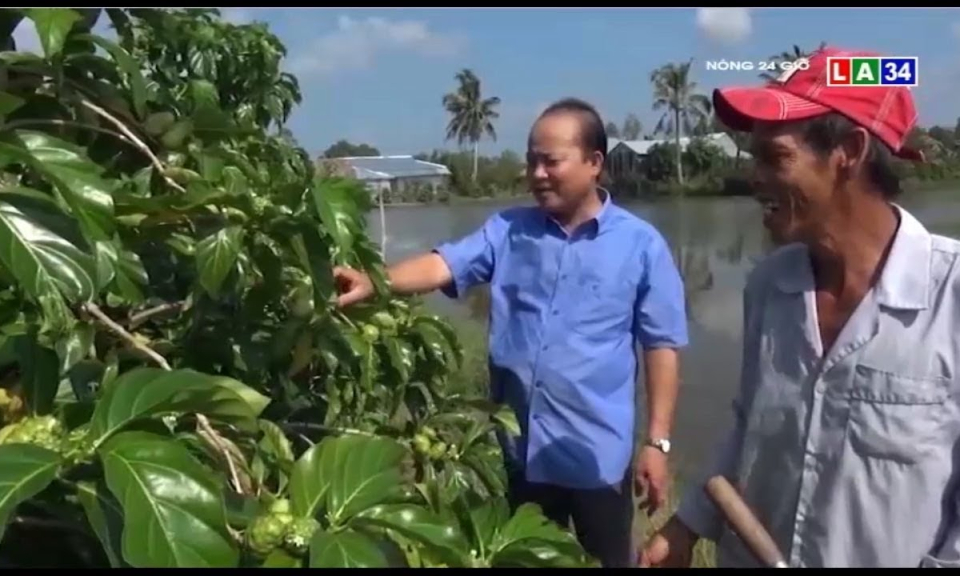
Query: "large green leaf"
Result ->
[[463, 497, 510, 560], [96, 241, 147, 303], [76, 479, 127, 567], [383, 339, 414, 384], [99, 431, 239, 567], [415, 318, 460, 368], [257, 419, 294, 468], [0, 444, 61, 542], [415, 316, 463, 366], [76, 34, 148, 118], [14, 333, 60, 415], [308, 529, 390, 568], [310, 177, 361, 263], [88, 368, 269, 447], [23, 8, 81, 58], [195, 226, 243, 298], [0, 131, 115, 241], [489, 503, 592, 567], [289, 434, 405, 524], [0, 196, 97, 304], [354, 503, 469, 565], [0, 91, 25, 118]]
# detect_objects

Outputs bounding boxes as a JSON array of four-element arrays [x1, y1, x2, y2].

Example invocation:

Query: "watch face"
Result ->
[[650, 439, 670, 453]]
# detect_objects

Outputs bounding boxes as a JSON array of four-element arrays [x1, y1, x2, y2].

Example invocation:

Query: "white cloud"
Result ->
[[288, 15, 465, 76], [695, 8, 752, 45]]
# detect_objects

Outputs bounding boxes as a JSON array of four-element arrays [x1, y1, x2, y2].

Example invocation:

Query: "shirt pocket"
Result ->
[[567, 274, 634, 338], [844, 365, 951, 465]]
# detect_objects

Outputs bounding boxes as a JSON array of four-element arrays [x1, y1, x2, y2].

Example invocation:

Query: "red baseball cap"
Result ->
[[713, 46, 923, 161]]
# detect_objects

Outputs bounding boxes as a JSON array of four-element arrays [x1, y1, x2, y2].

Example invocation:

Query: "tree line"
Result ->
[[319, 42, 960, 205]]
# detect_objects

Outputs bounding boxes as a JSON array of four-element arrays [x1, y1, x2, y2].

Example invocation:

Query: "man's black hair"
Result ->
[[538, 97, 607, 160], [797, 112, 903, 199]]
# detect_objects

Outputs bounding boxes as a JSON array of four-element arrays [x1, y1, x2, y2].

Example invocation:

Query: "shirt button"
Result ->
[[542, 345, 549, 351], [551, 310, 559, 316], [535, 381, 543, 388]]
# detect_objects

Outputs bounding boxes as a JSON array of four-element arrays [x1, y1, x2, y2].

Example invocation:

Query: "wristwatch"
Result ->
[[645, 438, 672, 454]]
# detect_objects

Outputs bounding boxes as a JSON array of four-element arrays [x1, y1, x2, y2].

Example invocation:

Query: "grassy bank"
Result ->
[[443, 307, 718, 568]]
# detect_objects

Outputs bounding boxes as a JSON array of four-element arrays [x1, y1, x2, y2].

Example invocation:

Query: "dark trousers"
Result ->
[[506, 468, 635, 567]]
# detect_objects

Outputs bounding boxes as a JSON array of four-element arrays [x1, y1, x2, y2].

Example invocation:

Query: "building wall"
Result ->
[[364, 179, 392, 196], [605, 145, 642, 179], [362, 174, 450, 200], [391, 174, 449, 193]]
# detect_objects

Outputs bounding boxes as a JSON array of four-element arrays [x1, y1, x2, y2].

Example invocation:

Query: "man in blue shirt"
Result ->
[[334, 98, 689, 567]]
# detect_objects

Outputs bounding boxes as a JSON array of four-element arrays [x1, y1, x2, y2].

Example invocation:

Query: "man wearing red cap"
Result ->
[[640, 47, 960, 568]]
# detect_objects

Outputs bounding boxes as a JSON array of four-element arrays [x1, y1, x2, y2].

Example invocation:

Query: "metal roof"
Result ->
[[337, 155, 452, 181], [610, 132, 750, 158]]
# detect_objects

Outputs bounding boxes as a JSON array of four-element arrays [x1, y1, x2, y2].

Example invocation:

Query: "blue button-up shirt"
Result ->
[[434, 191, 688, 489], [676, 205, 960, 567]]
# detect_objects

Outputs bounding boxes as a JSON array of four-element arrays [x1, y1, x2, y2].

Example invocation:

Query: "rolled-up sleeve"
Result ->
[[633, 232, 689, 349], [432, 211, 509, 299]]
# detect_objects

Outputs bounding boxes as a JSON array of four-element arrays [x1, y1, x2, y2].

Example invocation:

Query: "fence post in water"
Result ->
[[378, 187, 387, 259]]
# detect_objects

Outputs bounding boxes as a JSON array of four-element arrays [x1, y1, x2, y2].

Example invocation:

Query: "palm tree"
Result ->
[[759, 42, 827, 82], [441, 69, 500, 182], [650, 59, 712, 184]]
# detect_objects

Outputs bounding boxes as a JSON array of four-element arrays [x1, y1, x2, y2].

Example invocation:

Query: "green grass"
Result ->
[[443, 306, 718, 567]]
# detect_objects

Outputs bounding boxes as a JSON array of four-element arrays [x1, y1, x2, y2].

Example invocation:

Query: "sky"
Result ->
[[11, 8, 960, 158]]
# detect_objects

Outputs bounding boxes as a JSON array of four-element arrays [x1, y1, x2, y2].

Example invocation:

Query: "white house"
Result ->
[[327, 155, 452, 196], [604, 132, 748, 180]]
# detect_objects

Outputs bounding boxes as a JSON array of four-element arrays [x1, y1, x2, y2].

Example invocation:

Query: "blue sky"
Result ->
[[13, 8, 960, 157]]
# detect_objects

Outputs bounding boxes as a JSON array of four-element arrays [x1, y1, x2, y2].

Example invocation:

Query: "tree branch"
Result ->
[[127, 301, 185, 329], [196, 413, 246, 496], [77, 98, 187, 193], [81, 303, 250, 500], [3, 119, 136, 147], [81, 302, 172, 371], [280, 421, 376, 438]]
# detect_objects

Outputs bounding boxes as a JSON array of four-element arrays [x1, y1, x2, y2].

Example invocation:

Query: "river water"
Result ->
[[365, 189, 960, 478]]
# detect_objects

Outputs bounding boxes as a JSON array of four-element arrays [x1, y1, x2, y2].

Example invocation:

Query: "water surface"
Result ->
[[366, 188, 960, 477]]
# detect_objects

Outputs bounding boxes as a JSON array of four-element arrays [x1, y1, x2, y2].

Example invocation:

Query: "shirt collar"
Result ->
[[544, 186, 614, 237], [774, 204, 932, 310]]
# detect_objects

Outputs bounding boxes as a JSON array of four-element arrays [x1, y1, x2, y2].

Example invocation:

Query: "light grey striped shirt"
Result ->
[[677, 204, 960, 568]]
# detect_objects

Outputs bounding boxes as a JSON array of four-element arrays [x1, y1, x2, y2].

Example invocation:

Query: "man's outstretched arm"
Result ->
[[334, 253, 452, 307], [335, 212, 508, 307]]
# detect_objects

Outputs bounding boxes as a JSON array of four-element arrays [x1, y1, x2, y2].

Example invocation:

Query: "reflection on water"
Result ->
[[366, 189, 960, 477]]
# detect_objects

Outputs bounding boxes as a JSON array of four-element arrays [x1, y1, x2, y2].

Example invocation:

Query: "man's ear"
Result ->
[[839, 127, 871, 173], [591, 150, 604, 176]]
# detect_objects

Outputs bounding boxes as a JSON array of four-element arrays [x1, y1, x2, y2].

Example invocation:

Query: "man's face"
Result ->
[[526, 113, 602, 216], [748, 120, 840, 246]]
